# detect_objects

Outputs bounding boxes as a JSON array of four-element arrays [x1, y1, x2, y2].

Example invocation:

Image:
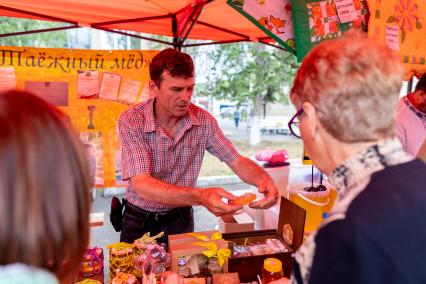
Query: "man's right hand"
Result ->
[[197, 187, 242, 216]]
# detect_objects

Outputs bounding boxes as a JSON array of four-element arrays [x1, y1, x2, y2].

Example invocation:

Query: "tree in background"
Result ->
[[204, 42, 299, 145], [0, 17, 69, 47]]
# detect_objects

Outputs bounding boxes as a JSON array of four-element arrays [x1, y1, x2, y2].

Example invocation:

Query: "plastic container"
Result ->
[[287, 182, 336, 232], [262, 258, 284, 283]]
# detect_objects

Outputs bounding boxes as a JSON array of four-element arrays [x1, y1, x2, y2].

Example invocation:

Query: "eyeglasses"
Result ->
[[288, 108, 303, 138]]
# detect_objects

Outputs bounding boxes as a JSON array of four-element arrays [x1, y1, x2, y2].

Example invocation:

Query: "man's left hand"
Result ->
[[249, 176, 279, 209]]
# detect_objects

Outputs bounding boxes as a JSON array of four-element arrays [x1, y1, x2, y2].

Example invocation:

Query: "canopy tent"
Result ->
[[0, 0, 282, 49]]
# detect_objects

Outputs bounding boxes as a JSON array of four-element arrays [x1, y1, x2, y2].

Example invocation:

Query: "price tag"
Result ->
[[385, 25, 400, 51], [335, 0, 358, 23]]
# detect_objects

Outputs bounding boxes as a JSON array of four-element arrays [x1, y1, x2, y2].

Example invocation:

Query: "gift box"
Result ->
[[219, 212, 255, 234], [169, 234, 229, 278], [223, 197, 306, 282], [168, 230, 222, 246]]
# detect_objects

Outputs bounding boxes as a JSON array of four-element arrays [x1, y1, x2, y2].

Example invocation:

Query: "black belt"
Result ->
[[125, 201, 191, 223]]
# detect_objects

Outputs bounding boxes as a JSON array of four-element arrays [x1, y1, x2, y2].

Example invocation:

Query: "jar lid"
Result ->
[[264, 258, 282, 273]]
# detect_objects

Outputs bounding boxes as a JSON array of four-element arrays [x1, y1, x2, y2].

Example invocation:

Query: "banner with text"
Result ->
[[0, 46, 159, 187]]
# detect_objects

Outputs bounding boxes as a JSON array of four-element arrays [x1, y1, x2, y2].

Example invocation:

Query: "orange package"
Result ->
[[229, 193, 256, 206]]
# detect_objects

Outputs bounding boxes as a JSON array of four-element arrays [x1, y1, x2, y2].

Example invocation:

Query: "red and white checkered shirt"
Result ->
[[118, 99, 240, 212]]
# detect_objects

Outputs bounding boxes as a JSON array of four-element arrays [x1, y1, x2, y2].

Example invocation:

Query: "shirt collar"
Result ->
[[141, 99, 156, 133], [329, 138, 412, 195], [404, 95, 426, 121], [141, 99, 200, 133]]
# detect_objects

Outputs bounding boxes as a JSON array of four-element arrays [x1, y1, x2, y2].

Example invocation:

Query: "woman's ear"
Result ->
[[302, 102, 318, 139]]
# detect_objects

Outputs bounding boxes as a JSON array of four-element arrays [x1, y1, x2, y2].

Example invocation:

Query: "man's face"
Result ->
[[153, 71, 195, 117], [412, 89, 426, 114]]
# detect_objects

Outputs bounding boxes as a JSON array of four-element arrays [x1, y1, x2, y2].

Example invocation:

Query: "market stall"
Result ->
[[1, 1, 425, 283]]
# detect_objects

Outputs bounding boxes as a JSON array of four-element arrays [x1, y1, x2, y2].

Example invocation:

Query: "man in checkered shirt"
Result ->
[[118, 48, 278, 244]]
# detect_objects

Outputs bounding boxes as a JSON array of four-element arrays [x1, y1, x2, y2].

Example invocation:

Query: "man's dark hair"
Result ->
[[415, 73, 426, 92], [149, 48, 194, 86]]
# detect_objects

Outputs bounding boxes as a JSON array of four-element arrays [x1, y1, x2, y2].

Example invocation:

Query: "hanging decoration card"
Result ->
[[77, 70, 100, 98], [99, 72, 122, 101], [227, 0, 297, 55], [367, 0, 426, 78], [118, 78, 142, 104], [291, 0, 369, 61], [0, 67, 16, 93]]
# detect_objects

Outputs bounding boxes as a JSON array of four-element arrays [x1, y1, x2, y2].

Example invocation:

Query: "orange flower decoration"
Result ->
[[395, 0, 419, 32]]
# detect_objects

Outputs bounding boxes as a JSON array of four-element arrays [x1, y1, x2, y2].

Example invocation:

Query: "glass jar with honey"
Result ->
[[262, 258, 284, 283]]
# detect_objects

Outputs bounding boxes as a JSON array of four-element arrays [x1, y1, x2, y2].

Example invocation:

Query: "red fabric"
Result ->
[[0, 0, 271, 42], [118, 99, 239, 212]]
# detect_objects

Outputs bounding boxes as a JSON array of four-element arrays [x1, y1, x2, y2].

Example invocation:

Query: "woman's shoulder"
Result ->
[[0, 264, 58, 284]]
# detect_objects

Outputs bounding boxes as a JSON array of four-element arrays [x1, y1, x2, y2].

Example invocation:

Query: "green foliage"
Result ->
[[0, 17, 68, 47], [205, 42, 299, 107]]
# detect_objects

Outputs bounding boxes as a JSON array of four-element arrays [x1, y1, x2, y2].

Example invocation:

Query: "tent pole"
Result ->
[[92, 27, 173, 46], [172, 15, 179, 50], [92, 15, 171, 27], [175, 1, 207, 49], [0, 25, 80, 38]]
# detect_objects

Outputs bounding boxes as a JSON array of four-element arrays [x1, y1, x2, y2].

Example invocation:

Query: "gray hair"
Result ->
[[290, 32, 404, 142]]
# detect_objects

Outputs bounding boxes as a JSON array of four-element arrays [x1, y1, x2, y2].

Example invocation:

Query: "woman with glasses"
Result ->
[[282, 32, 426, 284]]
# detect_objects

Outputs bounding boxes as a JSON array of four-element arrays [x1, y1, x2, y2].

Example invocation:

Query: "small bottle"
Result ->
[[262, 258, 284, 283]]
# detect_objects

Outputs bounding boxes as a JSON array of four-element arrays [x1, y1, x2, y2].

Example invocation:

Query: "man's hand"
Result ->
[[197, 187, 242, 216], [249, 176, 279, 209]]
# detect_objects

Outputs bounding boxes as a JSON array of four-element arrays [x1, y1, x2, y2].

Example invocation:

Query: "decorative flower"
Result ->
[[394, 0, 419, 32]]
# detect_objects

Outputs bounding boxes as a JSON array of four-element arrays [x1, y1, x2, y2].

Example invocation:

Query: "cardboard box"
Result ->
[[219, 212, 255, 234], [223, 197, 306, 282], [169, 239, 229, 278], [169, 230, 220, 246]]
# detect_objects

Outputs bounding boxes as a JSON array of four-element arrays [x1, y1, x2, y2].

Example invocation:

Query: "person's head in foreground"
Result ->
[[288, 32, 426, 284], [149, 48, 195, 118], [411, 73, 426, 113], [289, 32, 404, 174], [0, 91, 91, 282]]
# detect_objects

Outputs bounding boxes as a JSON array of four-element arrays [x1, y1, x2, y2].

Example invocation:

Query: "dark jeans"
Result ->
[[120, 202, 194, 245]]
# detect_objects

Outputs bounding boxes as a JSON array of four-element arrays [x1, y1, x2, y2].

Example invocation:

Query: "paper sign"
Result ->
[[385, 24, 400, 51], [99, 72, 122, 101], [137, 83, 154, 102], [24, 81, 69, 106], [0, 67, 16, 93], [77, 70, 99, 98], [118, 79, 142, 104], [335, 0, 358, 23]]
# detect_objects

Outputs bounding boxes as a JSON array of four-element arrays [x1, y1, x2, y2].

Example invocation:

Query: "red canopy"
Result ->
[[0, 0, 276, 48]]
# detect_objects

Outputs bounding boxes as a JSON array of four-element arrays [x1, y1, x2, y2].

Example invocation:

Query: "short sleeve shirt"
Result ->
[[395, 96, 426, 156], [118, 99, 240, 212]]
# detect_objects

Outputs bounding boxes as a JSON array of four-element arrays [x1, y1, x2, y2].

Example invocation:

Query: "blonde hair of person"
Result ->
[[0, 91, 91, 282], [290, 32, 404, 142]]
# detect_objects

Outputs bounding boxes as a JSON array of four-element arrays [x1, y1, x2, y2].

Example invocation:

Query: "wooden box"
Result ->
[[222, 197, 306, 282]]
